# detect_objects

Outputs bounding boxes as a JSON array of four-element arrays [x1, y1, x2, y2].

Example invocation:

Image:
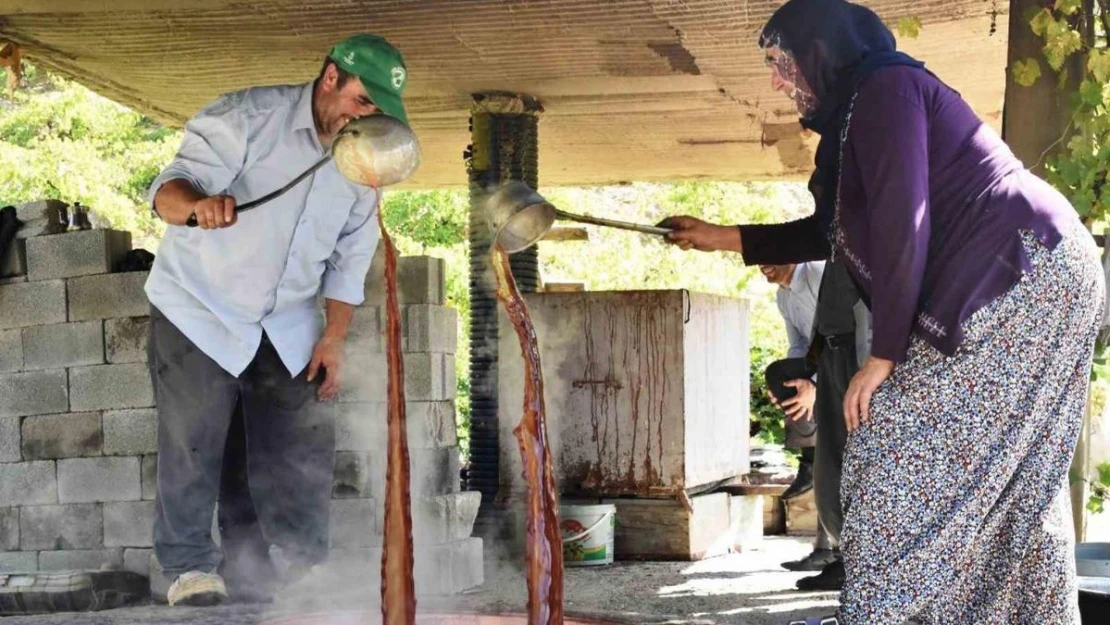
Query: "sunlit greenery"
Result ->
[[2, 70, 810, 461]]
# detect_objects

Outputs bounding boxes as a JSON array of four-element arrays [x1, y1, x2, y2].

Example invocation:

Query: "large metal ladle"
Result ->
[[484, 180, 671, 253], [185, 114, 420, 227]]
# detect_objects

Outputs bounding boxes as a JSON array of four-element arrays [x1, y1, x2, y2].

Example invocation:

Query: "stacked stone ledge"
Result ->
[[0, 219, 482, 597]]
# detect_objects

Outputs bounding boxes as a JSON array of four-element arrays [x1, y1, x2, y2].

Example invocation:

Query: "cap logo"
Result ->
[[391, 66, 406, 90], [343, 51, 356, 66]]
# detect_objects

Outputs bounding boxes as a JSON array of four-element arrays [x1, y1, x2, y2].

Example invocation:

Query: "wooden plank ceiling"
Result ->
[[0, 0, 1008, 187]]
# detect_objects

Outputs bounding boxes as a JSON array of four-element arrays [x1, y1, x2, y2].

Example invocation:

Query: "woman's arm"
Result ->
[[659, 214, 830, 265]]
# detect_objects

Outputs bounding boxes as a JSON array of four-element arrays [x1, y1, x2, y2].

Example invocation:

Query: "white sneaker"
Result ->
[[167, 571, 228, 607]]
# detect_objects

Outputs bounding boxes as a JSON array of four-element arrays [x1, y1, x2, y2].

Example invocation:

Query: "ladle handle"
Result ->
[[553, 209, 672, 236], [185, 154, 334, 227]]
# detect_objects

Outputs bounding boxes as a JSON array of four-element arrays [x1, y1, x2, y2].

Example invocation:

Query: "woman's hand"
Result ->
[[843, 356, 895, 432], [657, 216, 741, 252]]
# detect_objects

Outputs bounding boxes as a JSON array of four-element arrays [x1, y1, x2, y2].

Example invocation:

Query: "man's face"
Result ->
[[760, 264, 795, 286], [315, 63, 379, 145]]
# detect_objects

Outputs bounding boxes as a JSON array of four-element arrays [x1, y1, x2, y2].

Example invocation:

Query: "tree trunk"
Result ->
[[1002, 0, 1083, 174], [1003, 0, 1092, 540]]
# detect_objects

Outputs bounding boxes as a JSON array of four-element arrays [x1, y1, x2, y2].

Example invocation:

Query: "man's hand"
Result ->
[[657, 216, 741, 253], [843, 356, 895, 432], [780, 378, 816, 421], [189, 195, 237, 229], [307, 336, 344, 401]]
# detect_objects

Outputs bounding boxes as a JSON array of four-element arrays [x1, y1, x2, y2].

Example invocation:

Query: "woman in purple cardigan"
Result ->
[[663, 0, 1104, 622]]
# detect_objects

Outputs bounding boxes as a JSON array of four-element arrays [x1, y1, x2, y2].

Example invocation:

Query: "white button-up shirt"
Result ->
[[146, 83, 380, 377], [776, 262, 824, 359]]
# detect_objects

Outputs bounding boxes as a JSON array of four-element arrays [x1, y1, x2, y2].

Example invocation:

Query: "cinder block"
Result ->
[[332, 452, 371, 499], [14, 200, 70, 244], [329, 499, 378, 548], [412, 492, 481, 545], [397, 256, 445, 305], [335, 402, 384, 450], [407, 401, 458, 449], [103, 409, 156, 456], [0, 461, 57, 506], [123, 548, 152, 577], [104, 501, 154, 548], [403, 305, 457, 354], [69, 363, 153, 412], [141, 455, 157, 501], [404, 306, 455, 355], [20, 503, 103, 550], [0, 329, 22, 372], [413, 537, 484, 595], [0, 280, 66, 330], [104, 317, 149, 364], [67, 272, 149, 322], [0, 416, 20, 462], [362, 244, 387, 307], [14, 200, 69, 228], [404, 352, 454, 401], [38, 549, 123, 571], [22, 321, 104, 371], [0, 552, 38, 572], [0, 238, 26, 279], [58, 457, 140, 503], [0, 370, 68, 418], [0, 507, 18, 550], [21, 412, 102, 460], [336, 401, 456, 451], [337, 350, 386, 403], [26, 229, 132, 281], [367, 447, 459, 503], [346, 306, 381, 353]]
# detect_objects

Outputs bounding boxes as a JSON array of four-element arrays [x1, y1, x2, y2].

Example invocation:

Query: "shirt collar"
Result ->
[[783, 264, 806, 293], [292, 82, 316, 132]]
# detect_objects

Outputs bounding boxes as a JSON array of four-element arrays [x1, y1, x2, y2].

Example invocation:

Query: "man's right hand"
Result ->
[[189, 195, 238, 229]]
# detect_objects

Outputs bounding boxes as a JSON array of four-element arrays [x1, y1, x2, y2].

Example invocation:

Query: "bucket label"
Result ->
[[560, 516, 612, 563]]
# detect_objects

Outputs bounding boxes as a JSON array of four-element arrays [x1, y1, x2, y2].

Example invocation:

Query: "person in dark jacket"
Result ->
[[662, 0, 1102, 622]]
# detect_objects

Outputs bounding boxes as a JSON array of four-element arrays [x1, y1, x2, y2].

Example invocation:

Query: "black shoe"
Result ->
[[782, 548, 839, 572], [795, 559, 845, 591], [781, 461, 814, 501]]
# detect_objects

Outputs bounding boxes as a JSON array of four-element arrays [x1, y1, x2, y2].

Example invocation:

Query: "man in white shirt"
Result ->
[[761, 262, 835, 571], [145, 34, 408, 607]]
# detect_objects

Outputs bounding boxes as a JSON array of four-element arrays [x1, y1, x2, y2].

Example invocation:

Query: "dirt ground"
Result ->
[[1, 536, 837, 625]]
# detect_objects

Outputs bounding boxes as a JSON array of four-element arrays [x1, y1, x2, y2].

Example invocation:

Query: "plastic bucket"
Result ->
[[560, 503, 616, 566]]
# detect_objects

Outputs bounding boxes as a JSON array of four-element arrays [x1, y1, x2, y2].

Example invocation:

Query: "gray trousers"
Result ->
[[147, 307, 335, 578], [812, 335, 856, 545]]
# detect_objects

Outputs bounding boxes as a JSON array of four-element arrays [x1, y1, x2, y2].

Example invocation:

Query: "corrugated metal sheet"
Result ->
[[0, 0, 1007, 186]]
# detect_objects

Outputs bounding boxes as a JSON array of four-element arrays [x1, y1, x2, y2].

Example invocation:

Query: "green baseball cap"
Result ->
[[328, 34, 409, 125]]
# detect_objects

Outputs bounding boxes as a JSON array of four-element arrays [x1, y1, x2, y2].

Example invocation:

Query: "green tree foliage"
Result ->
[[1016, 2, 1110, 513], [0, 65, 178, 248]]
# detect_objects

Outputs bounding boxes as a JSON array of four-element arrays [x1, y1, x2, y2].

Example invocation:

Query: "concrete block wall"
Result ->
[[0, 226, 481, 596]]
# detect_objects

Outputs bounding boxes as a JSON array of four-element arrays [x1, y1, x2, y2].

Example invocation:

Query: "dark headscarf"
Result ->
[[759, 0, 926, 237]]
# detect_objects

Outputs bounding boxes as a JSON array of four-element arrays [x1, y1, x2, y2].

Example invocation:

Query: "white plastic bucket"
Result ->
[[560, 503, 616, 566]]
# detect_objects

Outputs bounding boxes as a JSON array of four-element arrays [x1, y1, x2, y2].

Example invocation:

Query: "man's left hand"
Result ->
[[843, 356, 895, 432], [307, 336, 344, 401], [781, 378, 816, 421]]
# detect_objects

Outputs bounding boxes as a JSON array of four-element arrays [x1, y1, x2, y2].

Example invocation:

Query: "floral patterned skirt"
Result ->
[[838, 228, 1104, 624]]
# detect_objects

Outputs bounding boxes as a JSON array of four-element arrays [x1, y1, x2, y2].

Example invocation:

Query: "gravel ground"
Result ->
[[0, 536, 837, 625]]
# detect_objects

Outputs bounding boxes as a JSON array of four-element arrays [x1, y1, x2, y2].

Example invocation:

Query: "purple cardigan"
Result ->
[[741, 66, 1082, 363]]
